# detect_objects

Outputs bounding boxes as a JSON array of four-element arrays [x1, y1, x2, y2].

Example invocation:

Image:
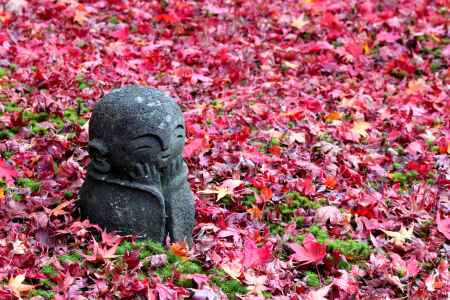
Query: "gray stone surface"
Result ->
[[78, 85, 195, 245]]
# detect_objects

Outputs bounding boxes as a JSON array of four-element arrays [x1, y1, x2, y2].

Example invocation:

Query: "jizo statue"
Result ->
[[78, 86, 195, 245]]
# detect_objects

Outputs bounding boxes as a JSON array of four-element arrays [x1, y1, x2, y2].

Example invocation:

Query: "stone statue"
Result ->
[[78, 86, 195, 245]]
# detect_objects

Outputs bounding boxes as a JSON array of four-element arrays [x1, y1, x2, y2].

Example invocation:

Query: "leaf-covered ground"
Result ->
[[0, 0, 449, 299]]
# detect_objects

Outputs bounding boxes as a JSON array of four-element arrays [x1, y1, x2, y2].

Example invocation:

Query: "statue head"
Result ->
[[88, 86, 185, 177]]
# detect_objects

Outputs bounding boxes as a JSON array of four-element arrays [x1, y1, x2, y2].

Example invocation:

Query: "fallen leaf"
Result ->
[[242, 239, 272, 268], [73, 4, 89, 25], [170, 241, 189, 261], [8, 274, 34, 297], [247, 205, 263, 220], [199, 179, 242, 201], [289, 234, 326, 265], [382, 225, 415, 246], [221, 260, 242, 279], [315, 206, 343, 225], [291, 14, 309, 30], [437, 213, 450, 240], [325, 111, 342, 122], [351, 121, 371, 138], [244, 270, 267, 296], [50, 200, 75, 217], [0, 159, 18, 186], [306, 284, 332, 300], [5, 0, 27, 15]]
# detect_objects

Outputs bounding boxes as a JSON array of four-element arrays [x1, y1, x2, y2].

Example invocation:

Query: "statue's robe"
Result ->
[[78, 156, 194, 245]]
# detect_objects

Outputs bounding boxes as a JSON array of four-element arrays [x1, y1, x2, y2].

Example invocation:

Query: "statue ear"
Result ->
[[88, 139, 111, 173]]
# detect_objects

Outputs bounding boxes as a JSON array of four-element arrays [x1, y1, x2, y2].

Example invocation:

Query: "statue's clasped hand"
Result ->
[[130, 162, 162, 188]]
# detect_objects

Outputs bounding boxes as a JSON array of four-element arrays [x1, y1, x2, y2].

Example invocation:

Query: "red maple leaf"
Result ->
[[242, 239, 273, 268], [289, 234, 326, 265], [0, 159, 18, 185], [437, 213, 450, 240]]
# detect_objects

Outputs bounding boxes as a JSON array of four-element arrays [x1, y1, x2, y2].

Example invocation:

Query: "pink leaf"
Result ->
[[0, 159, 18, 185], [242, 239, 273, 268], [376, 31, 401, 43], [111, 26, 129, 40], [183, 138, 209, 158], [437, 213, 450, 240], [315, 206, 343, 225], [289, 234, 326, 265]]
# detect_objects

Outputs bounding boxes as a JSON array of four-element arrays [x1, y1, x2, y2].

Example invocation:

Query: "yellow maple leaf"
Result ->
[[382, 225, 414, 246], [221, 261, 242, 279], [406, 78, 427, 95], [351, 121, 371, 138], [198, 179, 242, 201], [73, 4, 89, 25], [325, 111, 342, 122], [244, 271, 268, 296], [282, 61, 298, 69], [247, 205, 263, 220], [291, 14, 309, 30], [198, 188, 229, 201], [362, 42, 370, 55], [8, 274, 34, 297]]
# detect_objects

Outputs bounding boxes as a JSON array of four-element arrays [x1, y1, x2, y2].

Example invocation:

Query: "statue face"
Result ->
[[126, 123, 185, 169], [89, 85, 187, 175]]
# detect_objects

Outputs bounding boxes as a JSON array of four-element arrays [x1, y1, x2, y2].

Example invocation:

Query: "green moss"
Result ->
[[176, 261, 202, 274], [295, 234, 305, 243], [13, 193, 24, 202], [64, 108, 80, 123], [0, 67, 7, 78], [155, 264, 173, 280], [305, 271, 320, 287], [308, 225, 328, 244], [30, 121, 48, 136], [268, 223, 284, 236], [286, 192, 321, 210], [327, 239, 370, 262], [0, 129, 16, 139], [295, 216, 304, 228], [175, 278, 195, 288], [138, 240, 165, 259], [51, 116, 64, 128], [39, 278, 54, 289], [137, 273, 146, 281], [336, 260, 352, 270], [17, 178, 41, 192], [22, 111, 49, 122], [29, 289, 55, 299], [5, 102, 22, 112], [76, 74, 90, 89], [41, 265, 57, 277], [116, 241, 134, 255], [209, 268, 248, 300], [430, 62, 441, 72], [392, 162, 402, 170], [211, 277, 248, 300], [109, 15, 120, 24], [64, 191, 74, 199], [242, 194, 256, 207], [390, 171, 418, 188], [58, 252, 83, 264]]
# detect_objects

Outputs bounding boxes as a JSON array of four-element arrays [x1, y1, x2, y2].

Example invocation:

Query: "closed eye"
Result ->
[[133, 145, 154, 151]]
